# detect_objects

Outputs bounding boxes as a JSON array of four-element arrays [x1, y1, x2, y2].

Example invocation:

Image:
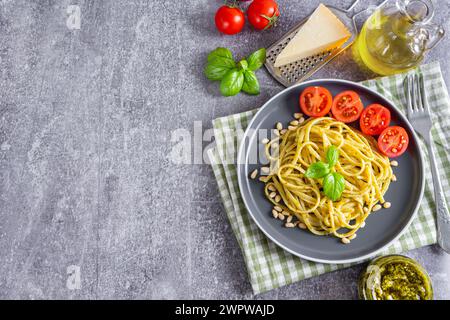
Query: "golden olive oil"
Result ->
[[353, 9, 425, 76]]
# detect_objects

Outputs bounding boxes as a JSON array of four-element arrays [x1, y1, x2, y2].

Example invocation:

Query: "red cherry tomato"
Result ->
[[331, 91, 364, 123], [299, 86, 333, 118], [360, 104, 391, 136], [247, 0, 280, 31], [215, 5, 245, 35], [377, 126, 409, 158]]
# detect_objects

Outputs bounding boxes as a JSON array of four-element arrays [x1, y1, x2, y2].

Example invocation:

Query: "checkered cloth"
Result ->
[[207, 62, 450, 294]]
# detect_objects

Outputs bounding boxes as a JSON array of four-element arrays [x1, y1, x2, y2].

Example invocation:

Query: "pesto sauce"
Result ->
[[359, 255, 433, 300], [374, 262, 428, 300]]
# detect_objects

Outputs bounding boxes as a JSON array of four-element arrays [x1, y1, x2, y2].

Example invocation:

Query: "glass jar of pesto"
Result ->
[[359, 255, 433, 300]]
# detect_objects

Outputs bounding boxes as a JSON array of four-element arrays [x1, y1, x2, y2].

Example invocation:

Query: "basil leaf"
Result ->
[[220, 69, 244, 97], [326, 146, 339, 168], [210, 56, 235, 70], [205, 62, 235, 81], [246, 48, 266, 71], [242, 70, 260, 95], [207, 47, 233, 62], [305, 162, 330, 179], [237, 59, 248, 71], [205, 49, 236, 81], [323, 172, 345, 201]]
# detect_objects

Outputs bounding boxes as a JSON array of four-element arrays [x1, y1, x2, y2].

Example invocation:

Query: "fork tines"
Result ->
[[405, 73, 430, 118]]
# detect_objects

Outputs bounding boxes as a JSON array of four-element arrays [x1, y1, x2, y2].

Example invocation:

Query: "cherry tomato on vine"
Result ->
[[247, 0, 280, 31], [215, 5, 245, 35]]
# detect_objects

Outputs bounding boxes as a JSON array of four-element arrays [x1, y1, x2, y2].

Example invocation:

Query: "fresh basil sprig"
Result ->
[[305, 146, 345, 201], [305, 146, 338, 179], [205, 47, 266, 97]]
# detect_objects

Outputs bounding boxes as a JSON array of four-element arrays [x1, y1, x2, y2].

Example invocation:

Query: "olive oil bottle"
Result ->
[[353, 0, 444, 76]]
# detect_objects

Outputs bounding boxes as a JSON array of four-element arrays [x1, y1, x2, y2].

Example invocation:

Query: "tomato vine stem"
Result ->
[[261, 11, 279, 30]]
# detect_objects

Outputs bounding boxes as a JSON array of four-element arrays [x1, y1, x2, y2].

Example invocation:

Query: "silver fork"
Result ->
[[405, 73, 450, 253]]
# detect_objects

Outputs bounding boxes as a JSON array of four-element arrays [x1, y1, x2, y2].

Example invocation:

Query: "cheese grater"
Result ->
[[265, 1, 361, 87]]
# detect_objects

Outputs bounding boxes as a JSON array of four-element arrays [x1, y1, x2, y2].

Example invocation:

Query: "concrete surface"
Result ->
[[0, 0, 449, 299]]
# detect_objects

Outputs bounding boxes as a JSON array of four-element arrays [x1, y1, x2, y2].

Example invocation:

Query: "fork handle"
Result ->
[[425, 131, 450, 253]]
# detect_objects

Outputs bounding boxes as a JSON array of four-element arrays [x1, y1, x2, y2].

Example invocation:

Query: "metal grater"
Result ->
[[265, 3, 360, 87]]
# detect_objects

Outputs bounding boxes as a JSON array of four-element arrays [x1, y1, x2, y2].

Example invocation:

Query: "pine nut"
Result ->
[[286, 216, 293, 223], [274, 206, 282, 212], [261, 167, 270, 174], [360, 221, 366, 228], [262, 138, 269, 144], [288, 125, 296, 131], [390, 160, 398, 167], [392, 174, 397, 182], [298, 222, 307, 229], [363, 207, 369, 213], [290, 120, 299, 126], [298, 117, 305, 124], [278, 214, 285, 221], [341, 237, 350, 244], [259, 176, 268, 183], [275, 195, 281, 203], [285, 223, 295, 228], [276, 122, 283, 131], [294, 113, 303, 119], [281, 211, 290, 216], [272, 210, 278, 218], [280, 129, 287, 135], [383, 202, 391, 209], [268, 185, 276, 192], [373, 204, 382, 212], [349, 234, 357, 240], [250, 169, 258, 179], [269, 192, 276, 198]]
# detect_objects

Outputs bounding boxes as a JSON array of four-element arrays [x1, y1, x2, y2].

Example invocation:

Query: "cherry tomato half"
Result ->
[[299, 86, 333, 118], [215, 5, 245, 35], [247, 0, 280, 31], [360, 104, 391, 136], [331, 91, 364, 123], [377, 126, 409, 158]]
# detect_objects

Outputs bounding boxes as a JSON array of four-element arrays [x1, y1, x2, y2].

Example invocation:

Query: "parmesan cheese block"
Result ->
[[274, 4, 351, 67]]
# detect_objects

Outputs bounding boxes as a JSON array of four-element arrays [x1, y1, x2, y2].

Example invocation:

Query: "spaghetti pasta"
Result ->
[[262, 117, 393, 240]]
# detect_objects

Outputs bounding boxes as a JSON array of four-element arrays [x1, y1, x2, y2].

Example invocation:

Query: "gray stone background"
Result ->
[[0, 0, 449, 299]]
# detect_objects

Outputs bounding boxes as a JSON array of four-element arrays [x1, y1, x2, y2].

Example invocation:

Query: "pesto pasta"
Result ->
[[262, 117, 393, 240]]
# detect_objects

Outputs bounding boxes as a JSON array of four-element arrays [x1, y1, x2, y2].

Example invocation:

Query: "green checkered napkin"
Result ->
[[207, 62, 450, 294]]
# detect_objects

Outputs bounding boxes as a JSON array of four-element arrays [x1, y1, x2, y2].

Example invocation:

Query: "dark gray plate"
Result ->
[[237, 79, 425, 264]]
